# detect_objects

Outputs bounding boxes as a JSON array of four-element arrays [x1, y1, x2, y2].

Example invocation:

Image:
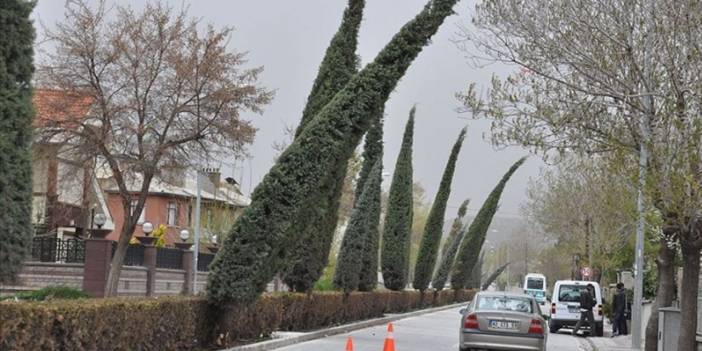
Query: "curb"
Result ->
[[220, 302, 466, 351]]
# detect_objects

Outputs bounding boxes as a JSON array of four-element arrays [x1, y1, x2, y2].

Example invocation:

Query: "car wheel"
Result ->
[[595, 322, 604, 337], [549, 320, 560, 334]]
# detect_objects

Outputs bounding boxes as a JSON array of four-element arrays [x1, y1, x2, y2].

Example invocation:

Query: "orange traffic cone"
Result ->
[[382, 323, 396, 351], [345, 337, 354, 351]]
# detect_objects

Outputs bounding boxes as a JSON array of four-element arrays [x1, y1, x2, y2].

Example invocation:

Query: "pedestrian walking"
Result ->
[[573, 284, 597, 337], [612, 282, 628, 337]]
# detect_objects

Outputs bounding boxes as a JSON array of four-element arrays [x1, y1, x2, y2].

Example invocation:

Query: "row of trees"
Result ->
[[459, 0, 702, 349], [333, 104, 525, 294]]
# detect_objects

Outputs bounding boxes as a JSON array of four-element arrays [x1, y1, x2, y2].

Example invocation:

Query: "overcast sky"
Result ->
[[32, 0, 545, 218]]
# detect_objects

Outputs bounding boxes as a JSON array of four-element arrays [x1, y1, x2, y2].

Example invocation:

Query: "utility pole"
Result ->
[[632, 0, 655, 348], [192, 169, 203, 294]]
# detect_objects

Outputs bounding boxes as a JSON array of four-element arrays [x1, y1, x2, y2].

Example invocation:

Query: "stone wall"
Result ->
[[0, 262, 84, 295], [2, 261, 285, 297], [116, 266, 148, 296]]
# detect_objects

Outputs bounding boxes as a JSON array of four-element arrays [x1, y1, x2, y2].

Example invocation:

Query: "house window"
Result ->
[[167, 202, 178, 226], [130, 199, 146, 224]]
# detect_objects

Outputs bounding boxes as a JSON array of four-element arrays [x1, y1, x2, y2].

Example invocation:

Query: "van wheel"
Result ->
[[549, 320, 559, 334], [595, 322, 604, 337]]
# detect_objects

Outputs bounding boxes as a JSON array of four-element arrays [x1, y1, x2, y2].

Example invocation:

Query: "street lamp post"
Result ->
[[94, 213, 106, 229], [192, 170, 203, 294]]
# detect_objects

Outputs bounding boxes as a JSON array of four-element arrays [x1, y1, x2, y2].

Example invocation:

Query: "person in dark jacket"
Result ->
[[612, 282, 628, 336], [573, 284, 596, 336]]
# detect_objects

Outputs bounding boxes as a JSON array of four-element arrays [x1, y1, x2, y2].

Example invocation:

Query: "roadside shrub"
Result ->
[[0, 290, 475, 350]]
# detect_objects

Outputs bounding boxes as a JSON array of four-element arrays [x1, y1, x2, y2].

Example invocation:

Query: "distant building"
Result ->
[[100, 167, 250, 245], [31, 89, 250, 245], [31, 89, 114, 237]]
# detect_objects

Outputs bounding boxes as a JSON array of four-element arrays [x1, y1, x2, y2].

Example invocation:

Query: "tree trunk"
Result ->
[[104, 199, 141, 297], [645, 241, 676, 351], [678, 240, 700, 351]]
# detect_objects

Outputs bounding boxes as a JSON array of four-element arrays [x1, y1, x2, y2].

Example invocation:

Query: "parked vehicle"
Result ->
[[549, 280, 604, 336], [459, 291, 548, 351], [524, 273, 551, 317], [523, 274, 548, 303]]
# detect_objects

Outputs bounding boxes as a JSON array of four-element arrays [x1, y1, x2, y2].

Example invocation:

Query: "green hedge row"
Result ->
[[0, 289, 475, 350]]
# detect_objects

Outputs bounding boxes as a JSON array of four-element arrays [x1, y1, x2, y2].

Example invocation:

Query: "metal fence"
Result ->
[[111, 243, 145, 267], [31, 237, 85, 263], [156, 247, 184, 270], [197, 253, 215, 272]]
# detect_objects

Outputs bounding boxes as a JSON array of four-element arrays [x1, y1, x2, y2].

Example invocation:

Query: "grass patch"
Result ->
[[0, 286, 90, 301]]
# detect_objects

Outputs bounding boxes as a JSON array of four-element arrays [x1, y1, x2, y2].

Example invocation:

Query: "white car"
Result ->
[[549, 280, 604, 336]]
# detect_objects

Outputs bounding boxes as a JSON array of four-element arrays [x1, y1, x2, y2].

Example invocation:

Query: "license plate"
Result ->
[[489, 320, 519, 330], [568, 306, 580, 313]]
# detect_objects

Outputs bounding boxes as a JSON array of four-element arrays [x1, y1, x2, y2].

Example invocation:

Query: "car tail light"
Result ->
[[464, 313, 479, 329], [551, 303, 556, 315], [598, 304, 603, 316], [528, 319, 544, 335]]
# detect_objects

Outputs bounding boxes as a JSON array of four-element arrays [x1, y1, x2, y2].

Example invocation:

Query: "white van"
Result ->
[[523, 273, 548, 305], [549, 280, 604, 336]]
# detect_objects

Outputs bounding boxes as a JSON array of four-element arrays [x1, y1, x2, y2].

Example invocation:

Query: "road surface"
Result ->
[[274, 307, 592, 351]]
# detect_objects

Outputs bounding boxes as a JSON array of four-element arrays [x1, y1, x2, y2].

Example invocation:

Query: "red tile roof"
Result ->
[[33, 89, 93, 129]]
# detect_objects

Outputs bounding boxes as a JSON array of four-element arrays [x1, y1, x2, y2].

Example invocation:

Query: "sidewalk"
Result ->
[[587, 334, 639, 351]]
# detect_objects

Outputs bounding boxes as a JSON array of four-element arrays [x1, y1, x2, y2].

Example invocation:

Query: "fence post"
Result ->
[[82, 238, 112, 297], [181, 249, 193, 295], [144, 244, 157, 297]]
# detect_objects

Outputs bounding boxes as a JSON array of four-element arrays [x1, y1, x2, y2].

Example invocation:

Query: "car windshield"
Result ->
[[476, 296, 533, 313], [559, 285, 593, 302], [526, 278, 544, 290]]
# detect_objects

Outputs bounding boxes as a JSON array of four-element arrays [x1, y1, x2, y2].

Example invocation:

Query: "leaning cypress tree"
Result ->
[[283, 0, 366, 292], [208, 0, 461, 304], [467, 251, 485, 289], [412, 128, 466, 291], [357, 108, 384, 291], [381, 109, 415, 291], [481, 262, 510, 291], [451, 157, 527, 289], [0, 0, 35, 284], [333, 161, 382, 292], [431, 199, 470, 290]]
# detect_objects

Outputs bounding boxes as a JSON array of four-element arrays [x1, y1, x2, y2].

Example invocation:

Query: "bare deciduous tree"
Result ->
[[37, 0, 272, 296]]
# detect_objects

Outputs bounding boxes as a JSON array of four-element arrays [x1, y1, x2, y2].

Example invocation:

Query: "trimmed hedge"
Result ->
[[0, 290, 475, 350]]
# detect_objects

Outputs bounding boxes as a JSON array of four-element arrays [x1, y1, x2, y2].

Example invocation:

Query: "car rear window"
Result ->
[[558, 285, 594, 302], [476, 296, 534, 313], [526, 278, 544, 290]]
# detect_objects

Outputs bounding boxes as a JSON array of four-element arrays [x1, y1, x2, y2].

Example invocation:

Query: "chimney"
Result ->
[[205, 168, 221, 188]]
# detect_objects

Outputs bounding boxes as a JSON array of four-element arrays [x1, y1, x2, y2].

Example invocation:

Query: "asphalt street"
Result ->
[[274, 307, 592, 351]]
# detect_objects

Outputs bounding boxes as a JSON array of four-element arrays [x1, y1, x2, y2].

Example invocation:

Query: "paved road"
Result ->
[[274, 307, 592, 351]]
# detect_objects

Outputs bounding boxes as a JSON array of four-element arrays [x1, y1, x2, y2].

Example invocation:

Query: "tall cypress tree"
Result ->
[[283, 0, 365, 292], [451, 157, 526, 289], [381, 109, 415, 291], [0, 0, 35, 284], [333, 160, 382, 292], [208, 0, 461, 304], [431, 199, 470, 290], [357, 107, 384, 291], [413, 128, 466, 291]]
